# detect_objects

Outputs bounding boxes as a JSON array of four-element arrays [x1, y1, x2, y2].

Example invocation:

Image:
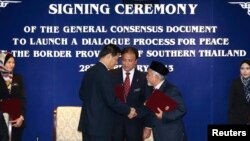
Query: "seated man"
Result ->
[[0, 112, 9, 141]]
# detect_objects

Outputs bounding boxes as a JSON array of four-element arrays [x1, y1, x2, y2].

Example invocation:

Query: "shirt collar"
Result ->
[[154, 80, 165, 90], [122, 68, 135, 83], [122, 68, 135, 76]]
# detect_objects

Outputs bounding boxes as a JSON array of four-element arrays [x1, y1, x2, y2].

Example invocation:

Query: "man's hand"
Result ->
[[155, 107, 163, 119], [11, 115, 24, 127], [143, 127, 152, 139], [165, 106, 169, 111], [128, 107, 137, 119], [143, 100, 147, 106]]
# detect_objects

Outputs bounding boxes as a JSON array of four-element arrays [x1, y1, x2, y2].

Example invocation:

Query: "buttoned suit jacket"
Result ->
[[110, 68, 147, 139], [0, 74, 26, 119], [146, 80, 187, 141], [228, 77, 250, 124], [78, 62, 130, 137]]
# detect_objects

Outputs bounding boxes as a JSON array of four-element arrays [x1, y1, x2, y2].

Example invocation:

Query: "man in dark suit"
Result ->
[[78, 44, 137, 141], [110, 47, 147, 141], [0, 112, 9, 141], [143, 61, 187, 141]]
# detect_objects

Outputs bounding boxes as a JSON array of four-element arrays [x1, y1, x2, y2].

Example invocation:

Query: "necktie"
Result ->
[[124, 72, 130, 97]]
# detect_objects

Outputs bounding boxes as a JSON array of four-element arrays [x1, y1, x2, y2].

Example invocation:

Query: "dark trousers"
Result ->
[[112, 136, 139, 141], [112, 120, 142, 141], [12, 127, 23, 141], [83, 133, 111, 141], [112, 126, 142, 141]]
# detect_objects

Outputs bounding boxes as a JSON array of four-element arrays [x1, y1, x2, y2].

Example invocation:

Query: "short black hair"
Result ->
[[99, 44, 121, 58], [240, 59, 250, 67], [121, 46, 139, 59]]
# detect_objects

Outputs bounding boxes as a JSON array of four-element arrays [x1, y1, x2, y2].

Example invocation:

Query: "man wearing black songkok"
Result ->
[[143, 60, 187, 141]]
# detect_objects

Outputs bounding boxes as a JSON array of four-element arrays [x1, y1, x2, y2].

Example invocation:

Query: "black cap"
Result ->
[[149, 61, 169, 76]]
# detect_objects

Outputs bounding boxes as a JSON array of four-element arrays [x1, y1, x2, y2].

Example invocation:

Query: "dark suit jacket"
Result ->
[[0, 112, 9, 141], [0, 75, 8, 99], [78, 62, 130, 137], [228, 77, 250, 124], [146, 80, 187, 141], [0, 74, 26, 119], [110, 68, 147, 139]]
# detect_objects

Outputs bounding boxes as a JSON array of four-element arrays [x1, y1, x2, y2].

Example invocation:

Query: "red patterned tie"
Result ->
[[124, 72, 130, 97]]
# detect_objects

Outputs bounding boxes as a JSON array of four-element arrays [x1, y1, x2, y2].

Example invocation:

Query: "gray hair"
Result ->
[[152, 70, 165, 80]]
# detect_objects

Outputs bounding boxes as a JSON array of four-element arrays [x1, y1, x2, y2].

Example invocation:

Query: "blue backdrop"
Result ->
[[1, 0, 250, 141]]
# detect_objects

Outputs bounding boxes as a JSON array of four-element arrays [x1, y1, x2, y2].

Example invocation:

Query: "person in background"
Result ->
[[0, 52, 26, 141], [143, 60, 187, 141], [0, 112, 9, 141], [228, 59, 250, 124], [110, 46, 147, 141], [78, 44, 137, 141]]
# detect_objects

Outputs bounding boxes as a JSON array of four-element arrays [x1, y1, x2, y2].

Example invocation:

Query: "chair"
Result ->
[[3, 112, 12, 141], [54, 106, 82, 141]]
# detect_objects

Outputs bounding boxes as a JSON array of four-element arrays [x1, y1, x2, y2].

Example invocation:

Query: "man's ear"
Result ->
[[106, 54, 112, 60]]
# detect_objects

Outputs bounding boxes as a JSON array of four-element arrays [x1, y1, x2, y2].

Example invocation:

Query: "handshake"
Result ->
[[127, 107, 137, 119]]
